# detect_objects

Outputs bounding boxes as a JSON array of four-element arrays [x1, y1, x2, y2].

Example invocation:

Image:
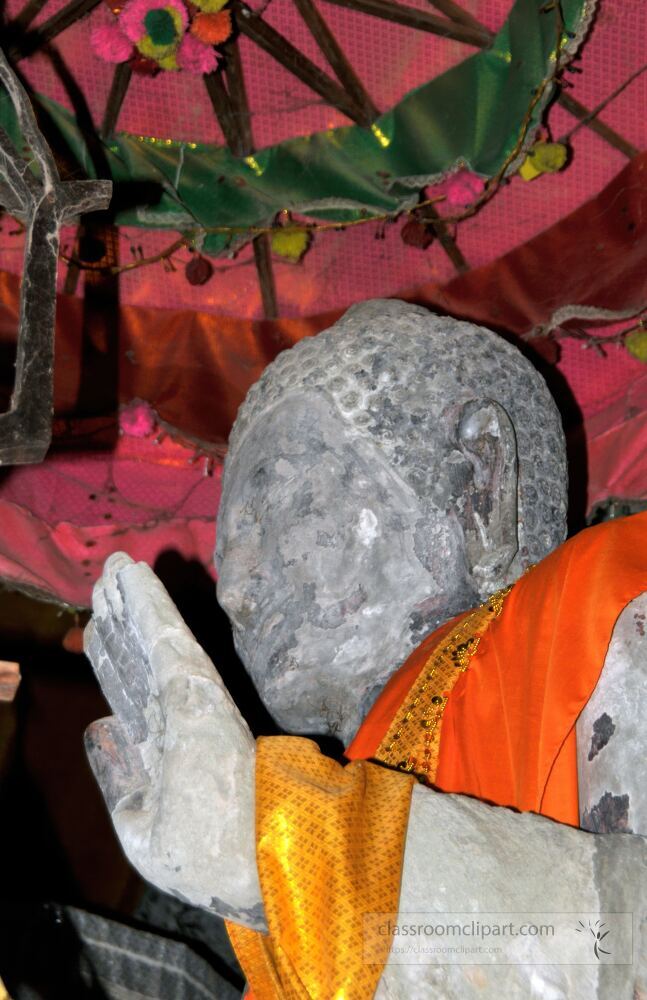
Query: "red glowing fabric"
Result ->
[[0, 432, 220, 605], [0, 157, 646, 604]]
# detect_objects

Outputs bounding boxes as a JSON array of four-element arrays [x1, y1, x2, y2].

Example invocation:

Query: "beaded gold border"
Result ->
[[375, 586, 511, 785]]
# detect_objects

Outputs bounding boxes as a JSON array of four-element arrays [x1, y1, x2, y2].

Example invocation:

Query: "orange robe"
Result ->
[[231, 512, 647, 997], [347, 510, 647, 826]]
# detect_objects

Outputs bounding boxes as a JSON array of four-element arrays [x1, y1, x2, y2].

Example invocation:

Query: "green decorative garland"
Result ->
[[0, 0, 592, 256]]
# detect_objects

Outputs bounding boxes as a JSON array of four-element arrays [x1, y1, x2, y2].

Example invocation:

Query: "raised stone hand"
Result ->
[[84, 552, 265, 930]]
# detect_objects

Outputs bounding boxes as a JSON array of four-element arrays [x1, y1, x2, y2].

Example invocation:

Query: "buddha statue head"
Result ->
[[216, 300, 567, 744]]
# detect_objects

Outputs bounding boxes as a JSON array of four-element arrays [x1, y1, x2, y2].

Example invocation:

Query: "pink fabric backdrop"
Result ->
[[0, 0, 645, 604]]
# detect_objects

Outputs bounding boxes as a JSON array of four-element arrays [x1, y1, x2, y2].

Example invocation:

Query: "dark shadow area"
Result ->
[[0, 639, 129, 910], [153, 548, 346, 760], [0, 903, 110, 1000], [0, 589, 246, 993], [153, 549, 281, 738], [514, 336, 589, 538], [0, 642, 126, 996]]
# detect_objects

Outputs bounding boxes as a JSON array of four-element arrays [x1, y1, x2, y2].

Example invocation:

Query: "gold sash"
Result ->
[[227, 736, 414, 999]]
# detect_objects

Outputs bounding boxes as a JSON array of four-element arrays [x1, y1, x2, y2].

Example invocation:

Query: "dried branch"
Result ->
[[320, 0, 491, 47], [221, 38, 255, 156], [204, 70, 242, 154], [292, 0, 379, 125], [417, 201, 468, 274], [553, 318, 647, 358], [102, 62, 133, 139], [212, 34, 279, 318], [7, 0, 49, 34], [253, 233, 278, 319], [235, 3, 365, 124], [558, 88, 641, 160], [0, 47, 111, 465], [8, 0, 103, 62], [426, 0, 491, 36]]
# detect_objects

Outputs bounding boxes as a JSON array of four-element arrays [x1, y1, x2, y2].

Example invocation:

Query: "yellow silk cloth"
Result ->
[[226, 736, 414, 1000]]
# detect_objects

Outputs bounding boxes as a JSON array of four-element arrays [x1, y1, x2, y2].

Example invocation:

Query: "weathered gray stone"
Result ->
[[378, 787, 647, 999], [577, 592, 647, 837], [217, 300, 567, 744], [225, 300, 566, 569], [83, 300, 647, 999], [85, 552, 265, 931]]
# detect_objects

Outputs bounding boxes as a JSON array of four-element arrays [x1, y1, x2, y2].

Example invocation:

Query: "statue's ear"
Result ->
[[454, 399, 519, 595]]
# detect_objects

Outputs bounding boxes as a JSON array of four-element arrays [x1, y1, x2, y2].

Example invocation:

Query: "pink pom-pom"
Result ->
[[177, 33, 218, 73], [120, 0, 188, 43], [445, 169, 485, 208], [91, 22, 133, 63], [119, 400, 157, 438]]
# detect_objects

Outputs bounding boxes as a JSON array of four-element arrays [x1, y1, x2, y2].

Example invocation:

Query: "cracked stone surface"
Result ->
[[217, 299, 568, 744], [577, 592, 647, 837], [588, 713, 616, 761]]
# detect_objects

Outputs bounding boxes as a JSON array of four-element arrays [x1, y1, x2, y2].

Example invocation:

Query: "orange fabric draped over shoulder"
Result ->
[[347, 512, 647, 826]]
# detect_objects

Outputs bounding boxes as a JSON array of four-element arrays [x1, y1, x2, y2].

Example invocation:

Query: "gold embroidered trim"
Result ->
[[375, 585, 512, 785]]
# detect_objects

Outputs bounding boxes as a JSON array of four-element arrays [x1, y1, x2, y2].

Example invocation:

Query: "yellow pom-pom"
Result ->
[[192, 0, 229, 12], [626, 327, 647, 363], [519, 141, 568, 181], [270, 226, 311, 263], [137, 35, 176, 60], [518, 156, 541, 181], [532, 141, 568, 172], [157, 51, 179, 70]]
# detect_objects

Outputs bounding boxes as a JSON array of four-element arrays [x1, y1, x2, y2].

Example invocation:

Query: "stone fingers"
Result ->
[[85, 619, 148, 746], [86, 553, 152, 744], [114, 559, 222, 692], [85, 714, 159, 886], [84, 716, 149, 814]]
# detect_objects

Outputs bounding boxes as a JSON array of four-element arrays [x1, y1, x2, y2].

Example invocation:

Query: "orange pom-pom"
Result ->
[[190, 10, 232, 44]]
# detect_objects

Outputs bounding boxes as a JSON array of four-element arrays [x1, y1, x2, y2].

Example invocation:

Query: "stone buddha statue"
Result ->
[[85, 301, 646, 998], [215, 300, 566, 745]]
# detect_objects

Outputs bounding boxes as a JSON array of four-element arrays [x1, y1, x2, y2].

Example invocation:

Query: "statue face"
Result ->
[[216, 301, 568, 743], [216, 393, 482, 744]]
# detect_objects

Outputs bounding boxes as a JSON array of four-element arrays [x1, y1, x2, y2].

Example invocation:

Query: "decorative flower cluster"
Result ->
[[91, 0, 232, 74]]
